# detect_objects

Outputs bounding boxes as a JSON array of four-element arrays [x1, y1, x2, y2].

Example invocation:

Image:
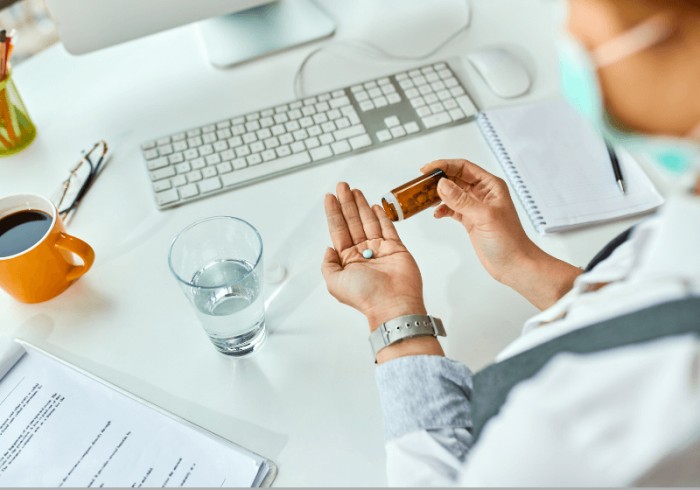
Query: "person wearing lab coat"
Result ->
[[321, 0, 700, 485]]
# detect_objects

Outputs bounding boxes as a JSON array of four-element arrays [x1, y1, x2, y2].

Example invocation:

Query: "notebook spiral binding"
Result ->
[[477, 113, 547, 231]]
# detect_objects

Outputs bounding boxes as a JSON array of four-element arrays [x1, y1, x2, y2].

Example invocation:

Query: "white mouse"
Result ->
[[465, 48, 531, 98]]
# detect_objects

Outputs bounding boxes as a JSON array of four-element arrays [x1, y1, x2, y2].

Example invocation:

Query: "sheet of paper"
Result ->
[[0, 343, 266, 487]]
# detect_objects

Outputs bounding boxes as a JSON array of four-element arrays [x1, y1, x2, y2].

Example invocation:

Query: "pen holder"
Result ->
[[0, 71, 36, 157]]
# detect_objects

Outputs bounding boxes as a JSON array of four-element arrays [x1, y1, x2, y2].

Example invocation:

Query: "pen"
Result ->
[[605, 141, 626, 194]]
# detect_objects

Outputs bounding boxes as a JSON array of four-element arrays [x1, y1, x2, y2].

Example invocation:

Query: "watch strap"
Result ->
[[369, 314, 445, 359]]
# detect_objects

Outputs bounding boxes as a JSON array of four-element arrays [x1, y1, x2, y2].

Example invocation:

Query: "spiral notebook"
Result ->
[[477, 98, 663, 234]]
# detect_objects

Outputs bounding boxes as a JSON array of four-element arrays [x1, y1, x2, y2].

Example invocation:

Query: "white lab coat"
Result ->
[[381, 195, 700, 486]]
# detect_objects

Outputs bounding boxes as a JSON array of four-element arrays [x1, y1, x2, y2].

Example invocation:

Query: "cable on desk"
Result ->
[[293, 0, 472, 98]]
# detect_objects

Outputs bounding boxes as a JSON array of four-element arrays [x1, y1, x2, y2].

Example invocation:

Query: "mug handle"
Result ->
[[55, 232, 95, 281]]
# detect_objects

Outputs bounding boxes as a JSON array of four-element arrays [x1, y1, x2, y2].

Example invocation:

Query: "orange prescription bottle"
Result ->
[[381, 169, 446, 221]]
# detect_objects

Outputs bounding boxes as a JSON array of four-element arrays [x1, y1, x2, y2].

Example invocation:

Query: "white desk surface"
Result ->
[[0, 0, 664, 485]]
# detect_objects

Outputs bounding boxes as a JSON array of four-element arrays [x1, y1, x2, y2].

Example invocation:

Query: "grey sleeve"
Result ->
[[375, 354, 474, 455]]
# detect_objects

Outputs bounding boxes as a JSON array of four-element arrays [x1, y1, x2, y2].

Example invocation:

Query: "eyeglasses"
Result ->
[[54, 140, 110, 223]]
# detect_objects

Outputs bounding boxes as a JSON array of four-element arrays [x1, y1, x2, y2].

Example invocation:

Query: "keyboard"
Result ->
[[140, 61, 478, 209]]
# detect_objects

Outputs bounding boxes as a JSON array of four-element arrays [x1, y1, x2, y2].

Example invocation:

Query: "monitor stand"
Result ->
[[198, 0, 336, 68]]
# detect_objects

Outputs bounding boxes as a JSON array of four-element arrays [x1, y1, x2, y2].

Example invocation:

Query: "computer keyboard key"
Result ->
[[277, 145, 292, 157], [376, 130, 392, 142], [171, 175, 187, 187], [247, 154, 262, 166], [236, 146, 251, 158], [359, 101, 374, 112], [404, 122, 420, 134], [305, 137, 320, 150], [417, 106, 431, 117], [158, 145, 174, 157], [157, 137, 171, 145], [384, 116, 400, 127], [151, 167, 176, 181], [203, 124, 217, 133], [331, 140, 351, 154], [153, 180, 172, 192], [333, 124, 365, 141], [179, 185, 198, 201], [232, 158, 247, 170], [198, 145, 214, 156], [374, 96, 388, 108], [191, 158, 206, 170], [142, 141, 157, 150], [443, 99, 458, 110], [308, 126, 322, 137], [143, 149, 159, 161], [250, 142, 265, 153], [422, 112, 452, 128], [175, 162, 191, 174], [390, 127, 406, 138], [198, 177, 222, 194], [202, 167, 218, 179], [156, 189, 179, 206], [202, 133, 217, 144], [410, 97, 426, 108], [205, 154, 221, 165], [456, 96, 477, 117], [217, 162, 233, 174], [187, 129, 202, 137], [187, 170, 203, 183], [437, 90, 451, 102], [147, 157, 169, 171], [262, 150, 276, 162], [425, 94, 439, 104], [184, 148, 199, 160], [449, 108, 466, 121], [430, 102, 444, 114], [450, 86, 465, 97], [291, 141, 306, 153], [216, 120, 231, 129], [387, 94, 401, 104], [173, 141, 188, 152], [319, 134, 334, 145], [349, 134, 372, 150], [310, 146, 333, 161], [329, 96, 350, 108]]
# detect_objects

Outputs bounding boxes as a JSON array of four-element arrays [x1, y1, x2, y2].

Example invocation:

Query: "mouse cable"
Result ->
[[293, 0, 471, 98]]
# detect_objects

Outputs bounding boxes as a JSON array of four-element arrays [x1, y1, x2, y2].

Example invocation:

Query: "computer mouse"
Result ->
[[464, 48, 531, 98]]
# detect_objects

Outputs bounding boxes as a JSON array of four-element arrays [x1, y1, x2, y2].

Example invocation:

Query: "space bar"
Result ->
[[221, 151, 312, 187]]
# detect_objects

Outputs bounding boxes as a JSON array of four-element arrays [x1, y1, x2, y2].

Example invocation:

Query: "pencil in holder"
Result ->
[[0, 71, 36, 157]]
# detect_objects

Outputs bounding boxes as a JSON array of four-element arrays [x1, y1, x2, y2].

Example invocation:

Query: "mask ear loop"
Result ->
[[592, 12, 675, 68]]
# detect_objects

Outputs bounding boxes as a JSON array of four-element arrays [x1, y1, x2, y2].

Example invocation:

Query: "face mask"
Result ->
[[558, 12, 700, 179]]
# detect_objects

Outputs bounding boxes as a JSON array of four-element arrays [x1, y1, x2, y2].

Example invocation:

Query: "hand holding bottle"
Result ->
[[422, 159, 581, 310]]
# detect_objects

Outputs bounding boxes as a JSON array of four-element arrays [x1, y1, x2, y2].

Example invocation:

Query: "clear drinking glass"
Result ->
[[168, 216, 266, 356]]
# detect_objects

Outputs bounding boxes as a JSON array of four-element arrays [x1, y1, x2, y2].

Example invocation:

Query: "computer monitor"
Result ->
[[45, 0, 335, 68]]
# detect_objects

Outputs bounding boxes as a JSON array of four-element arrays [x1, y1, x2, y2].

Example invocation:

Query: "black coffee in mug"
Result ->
[[0, 210, 53, 257]]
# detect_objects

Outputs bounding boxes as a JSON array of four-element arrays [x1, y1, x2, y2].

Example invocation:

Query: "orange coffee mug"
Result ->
[[0, 194, 94, 303]]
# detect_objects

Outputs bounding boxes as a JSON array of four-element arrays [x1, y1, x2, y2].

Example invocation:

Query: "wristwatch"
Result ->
[[369, 314, 446, 359]]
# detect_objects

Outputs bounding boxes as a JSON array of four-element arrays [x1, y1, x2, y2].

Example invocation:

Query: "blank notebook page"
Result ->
[[478, 98, 663, 233]]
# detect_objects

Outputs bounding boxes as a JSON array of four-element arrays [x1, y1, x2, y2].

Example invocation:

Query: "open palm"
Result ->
[[322, 183, 425, 328]]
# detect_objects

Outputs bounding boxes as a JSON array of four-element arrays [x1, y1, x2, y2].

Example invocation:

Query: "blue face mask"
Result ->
[[558, 13, 700, 179]]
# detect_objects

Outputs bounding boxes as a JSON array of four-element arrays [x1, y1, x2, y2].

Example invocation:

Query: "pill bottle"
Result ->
[[381, 169, 446, 221]]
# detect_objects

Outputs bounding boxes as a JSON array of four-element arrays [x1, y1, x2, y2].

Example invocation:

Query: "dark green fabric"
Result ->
[[471, 297, 700, 442]]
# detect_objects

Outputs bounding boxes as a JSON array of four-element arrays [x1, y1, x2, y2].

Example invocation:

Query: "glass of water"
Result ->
[[168, 216, 266, 356]]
